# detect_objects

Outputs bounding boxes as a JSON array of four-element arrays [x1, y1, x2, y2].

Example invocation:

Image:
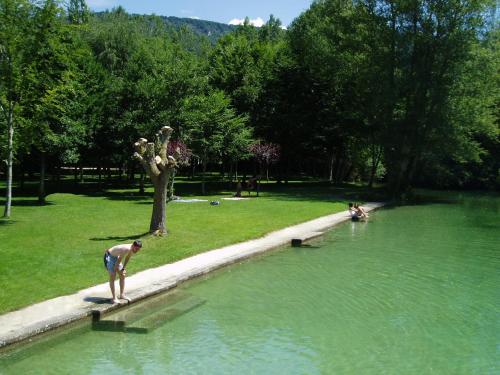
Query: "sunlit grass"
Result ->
[[0, 181, 379, 314]]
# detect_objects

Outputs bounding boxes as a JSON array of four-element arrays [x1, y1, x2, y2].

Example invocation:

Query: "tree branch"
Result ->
[[157, 126, 173, 169], [146, 142, 161, 176], [134, 138, 161, 177]]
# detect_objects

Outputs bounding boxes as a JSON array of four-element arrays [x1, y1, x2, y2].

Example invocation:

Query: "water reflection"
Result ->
[[91, 320, 148, 334]]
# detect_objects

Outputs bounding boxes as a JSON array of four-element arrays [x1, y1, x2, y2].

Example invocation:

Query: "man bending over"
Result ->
[[103, 240, 142, 304]]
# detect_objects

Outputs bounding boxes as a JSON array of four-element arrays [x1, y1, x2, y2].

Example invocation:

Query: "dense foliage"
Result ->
[[1, 0, 498, 217]]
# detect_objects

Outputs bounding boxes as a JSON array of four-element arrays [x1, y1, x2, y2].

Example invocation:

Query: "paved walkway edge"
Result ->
[[0, 203, 385, 349]]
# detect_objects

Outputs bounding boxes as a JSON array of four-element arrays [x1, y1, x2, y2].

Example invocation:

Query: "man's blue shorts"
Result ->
[[103, 251, 123, 274]]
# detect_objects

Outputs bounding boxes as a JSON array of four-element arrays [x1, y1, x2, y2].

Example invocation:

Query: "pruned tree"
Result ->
[[133, 126, 178, 235]]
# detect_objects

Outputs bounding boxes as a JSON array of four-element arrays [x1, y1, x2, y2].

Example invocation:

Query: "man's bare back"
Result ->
[[106, 243, 133, 257]]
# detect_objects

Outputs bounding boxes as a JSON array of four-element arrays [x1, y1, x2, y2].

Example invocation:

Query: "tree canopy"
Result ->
[[1, 0, 498, 217]]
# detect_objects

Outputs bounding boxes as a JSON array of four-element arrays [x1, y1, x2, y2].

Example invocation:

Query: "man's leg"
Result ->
[[118, 272, 130, 302], [109, 272, 119, 303]]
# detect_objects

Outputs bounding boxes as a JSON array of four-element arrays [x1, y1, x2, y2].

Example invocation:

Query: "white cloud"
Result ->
[[228, 17, 265, 27], [190, 16, 201, 20]]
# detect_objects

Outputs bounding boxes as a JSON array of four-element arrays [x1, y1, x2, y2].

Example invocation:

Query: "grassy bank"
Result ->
[[0, 180, 382, 314]]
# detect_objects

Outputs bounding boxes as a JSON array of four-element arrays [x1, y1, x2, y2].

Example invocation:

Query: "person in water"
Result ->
[[103, 240, 142, 304]]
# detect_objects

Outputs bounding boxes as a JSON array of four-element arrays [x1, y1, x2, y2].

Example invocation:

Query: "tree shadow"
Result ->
[[0, 199, 54, 207], [0, 219, 16, 226], [89, 231, 150, 242], [77, 190, 152, 202]]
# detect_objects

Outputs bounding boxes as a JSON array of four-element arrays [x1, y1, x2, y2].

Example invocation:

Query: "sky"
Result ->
[[86, 0, 314, 27]]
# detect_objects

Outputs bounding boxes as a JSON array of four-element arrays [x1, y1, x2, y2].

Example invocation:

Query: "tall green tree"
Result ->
[[288, 0, 498, 192], [67, 0, 88, 25], [181, 90, 251, 194], [85, 10, 206, 177], [209, 16, 284, 117], [288, 0, 367, 183], [0, 0, 33, 217], [414, 26, 499, 188], [376, 0, 498, 195], [22, 0, 85, 203]]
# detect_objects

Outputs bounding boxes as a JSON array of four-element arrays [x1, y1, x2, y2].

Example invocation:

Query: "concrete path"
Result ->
[[0, 202, 385, 348]]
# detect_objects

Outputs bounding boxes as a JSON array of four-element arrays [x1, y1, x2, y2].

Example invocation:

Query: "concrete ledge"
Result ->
[[0, 202, 385, 349]]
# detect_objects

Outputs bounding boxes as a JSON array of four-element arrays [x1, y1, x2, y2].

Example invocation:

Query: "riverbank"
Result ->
[[0, 202, 384, 348]]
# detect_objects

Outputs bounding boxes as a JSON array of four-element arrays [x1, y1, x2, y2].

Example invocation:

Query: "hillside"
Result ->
[[94, 10, 237, 42], [160, 16, 236, 42]]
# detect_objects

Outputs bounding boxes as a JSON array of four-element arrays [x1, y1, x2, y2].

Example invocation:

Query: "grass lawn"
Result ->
[[0, 179, 383, 314]]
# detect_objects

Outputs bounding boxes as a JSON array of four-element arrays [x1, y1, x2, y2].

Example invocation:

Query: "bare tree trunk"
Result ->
[[139, 171, 145, 194], [329, 149, 335, 183], [56, 164, 61, 191], [79, 164, 84, 182], [19, 160, 25, 190], [3, 104, 14, 218], [150, 175, 168, 234], [74, 164, 78, 184], [201, 159, 207, 195], [368, 144, 382, 188], [97, 165, 102, 190], [167, 169, 176, 201], [38, 152, 46, 204], [128, 164, 135, 183]]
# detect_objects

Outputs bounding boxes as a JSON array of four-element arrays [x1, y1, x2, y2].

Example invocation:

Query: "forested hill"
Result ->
[[159, 16, 236, 42], [95, 11, 236, 42]]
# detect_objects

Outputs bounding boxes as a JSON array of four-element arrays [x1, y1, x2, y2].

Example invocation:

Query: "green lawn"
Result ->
[[0, 180, 381, 314]]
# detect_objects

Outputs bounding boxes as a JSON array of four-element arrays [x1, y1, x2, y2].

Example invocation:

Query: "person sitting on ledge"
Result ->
[[348, 202, 360, 221], [354, 203, 369, 219]]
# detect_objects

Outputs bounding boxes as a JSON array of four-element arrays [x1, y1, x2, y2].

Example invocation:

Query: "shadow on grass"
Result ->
[[83, 190, 152, 202], [239, 184, 389, 204], [89, 231, 150, 242], [14, 176, 486, 206], [0, 219, 16, 226], [0, 199, 54, 207], [2, 178, 392, 205]]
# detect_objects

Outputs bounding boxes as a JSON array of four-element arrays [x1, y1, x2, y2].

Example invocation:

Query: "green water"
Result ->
[[1, 193, 499, 374]]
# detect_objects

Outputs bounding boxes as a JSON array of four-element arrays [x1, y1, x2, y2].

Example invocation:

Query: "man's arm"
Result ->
[[122, 251, 133, 269], [114, 255, 122, 272]]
